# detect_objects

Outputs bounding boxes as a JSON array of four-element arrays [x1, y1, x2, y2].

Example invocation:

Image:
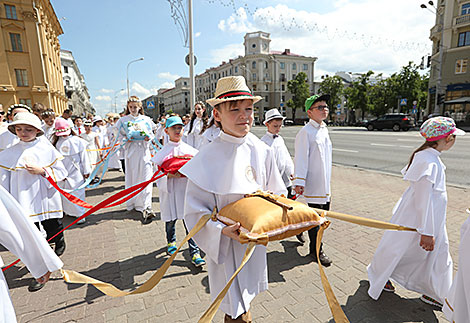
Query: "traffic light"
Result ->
[[437, 94, 445, 105], [427, 55, 431, 68]]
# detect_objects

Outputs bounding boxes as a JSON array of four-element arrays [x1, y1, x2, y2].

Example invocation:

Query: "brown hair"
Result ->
[[406, 141, 438, 170], [189, 102, 208, 134], [213, 99, 253, 132], [125, 96, 144, 115]]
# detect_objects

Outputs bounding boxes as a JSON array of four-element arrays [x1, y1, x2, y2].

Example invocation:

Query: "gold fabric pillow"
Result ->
[[216, 191, 325, 245]]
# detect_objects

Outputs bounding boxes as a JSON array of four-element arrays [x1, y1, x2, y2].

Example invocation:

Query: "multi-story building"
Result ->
[[142, 93, 164, 120], [195, 31, 318, 123], [428, 0, 470, 127], [60, 49, 94, 117], [0, 0, 67, 113], [159, 77, 190, 116]]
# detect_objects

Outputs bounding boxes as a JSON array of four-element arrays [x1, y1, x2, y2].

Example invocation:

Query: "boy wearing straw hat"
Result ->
[[293, 94, 333, 267], [181, 76, 286, 322]]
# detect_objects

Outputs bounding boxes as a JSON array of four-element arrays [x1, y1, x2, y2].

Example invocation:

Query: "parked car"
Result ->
[[365, 114, 414, 132]]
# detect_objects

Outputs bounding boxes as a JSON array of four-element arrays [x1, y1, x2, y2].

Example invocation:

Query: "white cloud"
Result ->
[[195, 32, 201, 38], [215, 2, 434, 77], [95, 95, 111, 101], [99, 88, 114, 93], [158, 81, 174, 89], [157, 72, 180, 81]]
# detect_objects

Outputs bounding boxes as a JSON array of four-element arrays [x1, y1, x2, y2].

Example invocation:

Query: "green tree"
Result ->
[[287, 72, 310, 121], [343, 71, 374, 119], [318, 75, 344, 116], [388, 62, 423, 113], [369, 76, 393, 117]]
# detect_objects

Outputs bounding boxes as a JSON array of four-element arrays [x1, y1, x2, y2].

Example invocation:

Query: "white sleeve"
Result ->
[[0, 168, 10, 192], [44, 158, 68, 187], [283, 145, 295, 180], [266, 148, 288, 196], [0, 185, 63, 278], [80, 146, 91, 176], [411, 177, 435, 236], [293, 129, 309, 187], [184, 181, 230, 264]]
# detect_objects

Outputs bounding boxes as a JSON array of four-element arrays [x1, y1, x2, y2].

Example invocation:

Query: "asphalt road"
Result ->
[[251, 125, 470, 188]]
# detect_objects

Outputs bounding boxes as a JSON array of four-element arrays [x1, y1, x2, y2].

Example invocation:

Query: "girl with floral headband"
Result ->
[[368, 116, 465, 308]]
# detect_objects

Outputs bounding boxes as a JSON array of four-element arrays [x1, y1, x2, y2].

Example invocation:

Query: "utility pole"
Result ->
[[188, 0, 195, 112]]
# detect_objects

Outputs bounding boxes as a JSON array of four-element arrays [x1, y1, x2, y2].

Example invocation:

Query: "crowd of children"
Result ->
[[1, 75, 469, 323]]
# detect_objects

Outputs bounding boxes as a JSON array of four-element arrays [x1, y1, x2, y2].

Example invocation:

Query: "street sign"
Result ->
[[280, 102, 284, 107], [400, 99, 407, 106], [412, 108, 417, 114], [336, 111, 341, 115], [185, 54, 197, 66], [146, 101, 155, 109], [337, 103, 341, 108], [413, 100, 417, 105]]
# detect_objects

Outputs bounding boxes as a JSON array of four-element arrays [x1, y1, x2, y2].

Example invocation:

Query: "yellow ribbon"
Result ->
[[239, 232, 269, 246]]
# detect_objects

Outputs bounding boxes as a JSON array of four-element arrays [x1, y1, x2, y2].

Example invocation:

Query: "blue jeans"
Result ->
[[165, 220, 200, 257]]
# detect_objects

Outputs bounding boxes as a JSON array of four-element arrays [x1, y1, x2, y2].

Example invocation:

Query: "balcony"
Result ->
[[430, 24, 442, 38], [454, 14, 470, 28]]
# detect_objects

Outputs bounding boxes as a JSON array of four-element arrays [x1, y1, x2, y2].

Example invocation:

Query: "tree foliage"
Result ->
[[318, 76, 344, 115], [287, 72, 310, 121]]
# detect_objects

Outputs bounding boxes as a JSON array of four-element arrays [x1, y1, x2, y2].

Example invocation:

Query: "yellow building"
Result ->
[[0, 0, 67, 114]]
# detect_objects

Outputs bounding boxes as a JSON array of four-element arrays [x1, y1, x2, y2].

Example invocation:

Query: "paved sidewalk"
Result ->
[[1, 166, 468, 322]]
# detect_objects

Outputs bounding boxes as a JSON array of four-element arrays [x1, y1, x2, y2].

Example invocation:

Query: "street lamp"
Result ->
[[113, 88, 125, 113], [126, 57, 144, 98], [270, 55, 284, 115]]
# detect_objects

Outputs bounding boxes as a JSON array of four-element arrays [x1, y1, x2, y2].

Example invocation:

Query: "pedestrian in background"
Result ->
[[186, 102, 207, 149], [293, 94, 333, 267], [151, 116, 205, 265], [368, 117, 465, 308], [41, 109, 56, 142], [200, 110, 221, 147]]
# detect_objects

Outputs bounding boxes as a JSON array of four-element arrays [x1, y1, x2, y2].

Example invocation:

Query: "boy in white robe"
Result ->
[[0, 112, 68, 291], [443, 209, 470, 322], [260, 108, 294, 196], [293, 94, 333, 266], [368, 116, 465, 307], [0, 185, 63, 322], [181, 76, 286, 322], [151, 116, 205, 266]]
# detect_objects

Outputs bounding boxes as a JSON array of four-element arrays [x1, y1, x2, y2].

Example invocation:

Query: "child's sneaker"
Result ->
[[383, 280, 395, 292], [167, 242, 177, 255], [420, 295, 442, 308], [191, 253, 206, 267]]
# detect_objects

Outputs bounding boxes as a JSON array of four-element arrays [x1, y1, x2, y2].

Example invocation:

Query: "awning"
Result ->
[[444, 97, 470, 104]]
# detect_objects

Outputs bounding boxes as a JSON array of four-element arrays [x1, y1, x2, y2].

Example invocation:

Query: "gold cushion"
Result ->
[[216, 191, 324, 245]]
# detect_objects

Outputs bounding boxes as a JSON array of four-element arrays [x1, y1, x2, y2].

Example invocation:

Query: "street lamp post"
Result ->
[[114, 88, 125, 113], [126, 57, 144, 98], [270, 56, 283, 115]]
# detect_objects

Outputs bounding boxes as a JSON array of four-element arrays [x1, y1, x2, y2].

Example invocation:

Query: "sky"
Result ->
[[52, 0, 435, 116]]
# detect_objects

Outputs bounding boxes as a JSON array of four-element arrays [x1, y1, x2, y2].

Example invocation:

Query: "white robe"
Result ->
[[201, 124, 221, 147], [80, 132, 100, 171], [293, 120, 332, 204], [106, 123, 122, 170], [56, 136, 91, 217], [42, 124, 55, 142], [186, 117, 204, 149], [115, 115, 156, 212], [367, 148, 453, 303], [0, 138, 67, 222], [151, 140, 198, 222], [0, 185, 63, 323], [0, 130, 19, 152], [180, 131, 286, 319], [443, 213, 470, 323], [261, 132, 294, 189]]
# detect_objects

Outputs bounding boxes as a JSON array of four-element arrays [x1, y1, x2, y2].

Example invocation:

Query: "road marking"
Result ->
[[397, 139, 420, 142], [333, 148, 359, 153], [399, 145, 413, 148], [370, 143, 395, 147]]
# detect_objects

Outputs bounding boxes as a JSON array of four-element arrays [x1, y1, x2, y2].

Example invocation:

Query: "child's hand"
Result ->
[[419, 234, 435, 251], [222, 222, 241, 242], [144, 136, 150, 141], [168, 172, 182, 178], [294, 185, 304, 195], [25, 164, 45, 176], [83, 174, 89, 179], [36, 271, 51, 284]]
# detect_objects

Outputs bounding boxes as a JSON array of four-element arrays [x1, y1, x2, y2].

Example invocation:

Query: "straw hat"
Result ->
[[206, 76, 262, 107], [264, 108, 285, 125], [54, 118, 72, 136], [8, 112, 44, 136]]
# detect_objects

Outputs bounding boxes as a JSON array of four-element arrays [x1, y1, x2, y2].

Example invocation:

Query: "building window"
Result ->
[[253, 84, 257, 91], [292, 74, 296, 80], [5, 5, 17, 19], [458, 31, 470, 47], [281, 84, 285, 91], [264, 61, 268, 69], [252, 61, 256, 69], [65, 80, 70, 86], [19, 99, 32, 107], [235, 66, 238, 73], [280, 73, 286, 81], [265, 84, 269, 91], [265, 96, 269, 102], [282, 95, 285, 102], [15, 69, 28, 86], [280, 62, 285, 69], [292, 63, 297, 70], [252, 73, 257, 81], [9, 33, 22, 52], [462, 3, 470, 15], [455, 59, 468, 74], [303, 64, 308, 71], [64, 66, 68, 74], [265, 73, 269, 80]]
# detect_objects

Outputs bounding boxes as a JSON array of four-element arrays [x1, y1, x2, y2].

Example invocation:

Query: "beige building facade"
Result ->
[[0, 0, 66, 114], [195, 31, 318, 123], [428, 0, 470, 127]]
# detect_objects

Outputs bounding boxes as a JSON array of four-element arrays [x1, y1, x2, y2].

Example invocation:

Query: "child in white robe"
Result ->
[[0, 112, 68, 291], [151, 116, 205, 266], [293, 94, 333, 266], [181, 76, 286, 322], [200, 111, 221, 147], [41, 109, 56, 142], [0, 104, 32, 151], [114, 96, 157, 223], [186, 102, 207, 149], [443, 209, 470, 322], [260, 108, 294, 196], [367, 116, 465, 307], [0, 185, 63, 322], [53, 118, 91, 224]]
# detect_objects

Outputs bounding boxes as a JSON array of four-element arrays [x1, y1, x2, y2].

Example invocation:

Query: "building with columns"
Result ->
[[195, 31, 318, 123], [60, 49, 94, 117], [428, 0, 470, 127], [0, 0, 67, 113]]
